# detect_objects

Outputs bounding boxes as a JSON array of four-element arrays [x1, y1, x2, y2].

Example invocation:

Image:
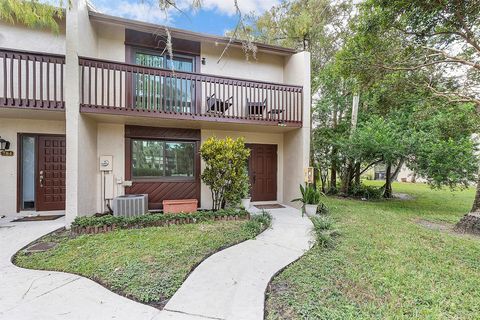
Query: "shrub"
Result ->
[[242, 211, 272, 238], [72, 209, 250, 230], [311, 216, 338, 248], [200, 137, 251, 210], [348, 183, 383, 200]]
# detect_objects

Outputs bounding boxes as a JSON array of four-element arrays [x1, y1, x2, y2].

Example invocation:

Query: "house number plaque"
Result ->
[[1, 151, 14, 156]]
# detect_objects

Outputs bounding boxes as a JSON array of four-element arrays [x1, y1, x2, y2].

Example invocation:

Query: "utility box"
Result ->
[[99, 155, 113, 171]]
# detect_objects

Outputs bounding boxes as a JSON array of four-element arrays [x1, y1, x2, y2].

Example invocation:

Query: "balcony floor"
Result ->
[[80, 106, 300, 133]]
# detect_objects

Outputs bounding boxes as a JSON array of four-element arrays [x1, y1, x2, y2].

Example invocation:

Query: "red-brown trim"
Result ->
[[124, 126, 201, 209], [125, 29, 201, 57], [89, 11, 298, 56], [80, 104, 302, 128], [16, 133, 66, 213]]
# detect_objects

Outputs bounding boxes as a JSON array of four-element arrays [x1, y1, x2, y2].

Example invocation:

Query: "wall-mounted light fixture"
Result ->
[[201, 57, 206, 65], [0, 136, 10, 151]]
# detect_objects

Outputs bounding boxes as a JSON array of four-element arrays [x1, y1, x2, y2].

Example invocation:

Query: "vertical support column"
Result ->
[[283, 51, 311, 206], [65, 0, 98, 226]]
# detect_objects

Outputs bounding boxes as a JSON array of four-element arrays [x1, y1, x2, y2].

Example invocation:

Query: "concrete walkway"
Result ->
[[161, 206, 314, 320], [0, 216, 160, 320], [0, 206, 313, 320]]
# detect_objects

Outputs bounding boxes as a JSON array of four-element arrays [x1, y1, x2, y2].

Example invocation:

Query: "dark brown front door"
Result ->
[[36, 136, 66, 211], [247, 144, 277, 201]]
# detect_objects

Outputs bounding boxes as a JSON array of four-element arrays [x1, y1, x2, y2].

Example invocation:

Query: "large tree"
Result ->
[[345, 0, 480, 229]]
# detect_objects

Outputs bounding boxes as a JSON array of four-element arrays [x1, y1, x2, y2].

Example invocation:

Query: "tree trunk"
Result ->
[[330, 165, 337, 191], [354, 162, 361, 186], [454, 177, 480, 235], [383, 164, 393, 198]]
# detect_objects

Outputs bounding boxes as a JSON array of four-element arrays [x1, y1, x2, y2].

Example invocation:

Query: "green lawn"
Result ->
[[15, 218, 269, 307], [266, 182, 480, 319]]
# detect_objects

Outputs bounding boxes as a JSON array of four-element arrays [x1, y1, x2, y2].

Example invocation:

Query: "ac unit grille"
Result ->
[[113, 194, 148, 217]]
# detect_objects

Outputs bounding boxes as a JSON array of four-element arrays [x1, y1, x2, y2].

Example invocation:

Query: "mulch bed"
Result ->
[[12, 215, 64, 222], [72, 214, 250, 235]]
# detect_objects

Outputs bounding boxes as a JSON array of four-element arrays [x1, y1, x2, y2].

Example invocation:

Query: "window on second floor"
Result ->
[[133, 50, 195, 114]]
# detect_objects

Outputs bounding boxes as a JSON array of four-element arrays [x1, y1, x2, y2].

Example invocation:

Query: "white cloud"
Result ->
[[96, 1, 175, 24], [201, 0, 280, 16], [94, 0, 279, 23]]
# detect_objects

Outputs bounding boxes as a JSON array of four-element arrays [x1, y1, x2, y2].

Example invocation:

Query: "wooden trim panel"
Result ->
[[124, 125, 201, 209], [0, 48, 65, 110], [78, 56, 303, 127]]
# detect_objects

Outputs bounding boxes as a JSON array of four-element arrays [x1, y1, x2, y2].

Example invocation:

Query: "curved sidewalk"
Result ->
[[0, 216, 160, 320], [158, 206, 314, 320], [0, 206, 313, 320]]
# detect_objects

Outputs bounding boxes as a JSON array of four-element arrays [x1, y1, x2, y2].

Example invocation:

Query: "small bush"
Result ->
[[348, 183, 383, 200], [311, 216, 338, 248], [72, 209, 250, 230], [311, 216, 333, 231], [242, 211, 272, 238]]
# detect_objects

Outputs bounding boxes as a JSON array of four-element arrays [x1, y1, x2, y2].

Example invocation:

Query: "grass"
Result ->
[[15, 216, 270, 307], [266, 182, 480, 319]]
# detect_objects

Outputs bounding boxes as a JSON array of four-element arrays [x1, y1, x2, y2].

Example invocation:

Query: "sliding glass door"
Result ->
[[134, 50, 195, 113]]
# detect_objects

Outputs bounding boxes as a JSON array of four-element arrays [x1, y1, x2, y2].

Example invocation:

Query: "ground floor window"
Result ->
[[132, 139, 195, 179]]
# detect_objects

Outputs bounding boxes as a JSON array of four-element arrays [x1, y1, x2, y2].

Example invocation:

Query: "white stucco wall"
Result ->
[[283, 51, 311, 207], [65, 0, 99, 225], [0, 118, 65, 215], [0, 20, 66, 54], [200, 42, 284, 83], [96, 123, 125, 212], [95, 23, 125, 62], [200, 129, 284, 210]]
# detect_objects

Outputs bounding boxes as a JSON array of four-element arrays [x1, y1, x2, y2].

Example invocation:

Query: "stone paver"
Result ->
[[0, 206, 313, 320]]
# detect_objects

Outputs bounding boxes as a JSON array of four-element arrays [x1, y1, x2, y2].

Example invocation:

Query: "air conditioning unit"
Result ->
[[113, 194, 148, 217]]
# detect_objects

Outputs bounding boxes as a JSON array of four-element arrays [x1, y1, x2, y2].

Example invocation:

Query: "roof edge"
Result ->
[[88, 10, 299, 56]]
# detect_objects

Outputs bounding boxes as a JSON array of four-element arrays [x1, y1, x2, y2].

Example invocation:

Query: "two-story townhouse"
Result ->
[[0, 0, 311, 225]]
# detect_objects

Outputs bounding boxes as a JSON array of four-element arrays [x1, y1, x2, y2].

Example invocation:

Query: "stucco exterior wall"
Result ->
[[200, 42, 284, 83], [0, 20, 66, 54], [65, 0, 99, 225], [283, 52, 311, 207], [95, 23, 125, 62], [96, 123, 125, 212], [0, 118, 65, 215], [200, 129, 284, 210]]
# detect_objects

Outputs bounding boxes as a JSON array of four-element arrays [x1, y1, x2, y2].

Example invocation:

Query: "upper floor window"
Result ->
[[133, 49, 195, 113]]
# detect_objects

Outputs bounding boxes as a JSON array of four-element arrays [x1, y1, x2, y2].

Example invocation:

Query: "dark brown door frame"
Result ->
[[16, 133, 66, 213], [246, 143, 278, 202]]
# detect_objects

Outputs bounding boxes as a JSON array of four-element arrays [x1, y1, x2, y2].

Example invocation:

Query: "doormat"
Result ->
[[12, 215, 64, 222], [254, 204, 285, 210]]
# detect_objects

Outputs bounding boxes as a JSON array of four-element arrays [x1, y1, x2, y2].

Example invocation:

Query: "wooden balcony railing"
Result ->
[[0, 48, 65, 109], [79, 57, 303, 126]]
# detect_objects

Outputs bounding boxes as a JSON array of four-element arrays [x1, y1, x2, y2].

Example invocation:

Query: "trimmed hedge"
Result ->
[[72, 209, 251, 235]]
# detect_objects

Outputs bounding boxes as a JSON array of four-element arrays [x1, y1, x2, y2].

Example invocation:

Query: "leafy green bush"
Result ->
[[72, 209, 249, 229], [242, 211, 272, 238], [311, 216, 338, 248], [292, 184, 323, 205], [200, 137, 251, 210], [348, 183, 383, 199]]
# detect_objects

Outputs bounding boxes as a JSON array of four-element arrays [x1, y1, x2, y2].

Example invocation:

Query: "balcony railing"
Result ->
[[79, 57, 303, 126], [0, 48, 65, 109]]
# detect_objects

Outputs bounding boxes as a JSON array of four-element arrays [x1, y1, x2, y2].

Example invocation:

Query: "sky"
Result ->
[[90, 0, 280, 36]]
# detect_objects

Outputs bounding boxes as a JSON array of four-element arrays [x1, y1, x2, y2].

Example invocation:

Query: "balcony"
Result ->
[[79, 57, 303, 127], [0, 49, 65, 110], [0, 49, 304, 127]]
